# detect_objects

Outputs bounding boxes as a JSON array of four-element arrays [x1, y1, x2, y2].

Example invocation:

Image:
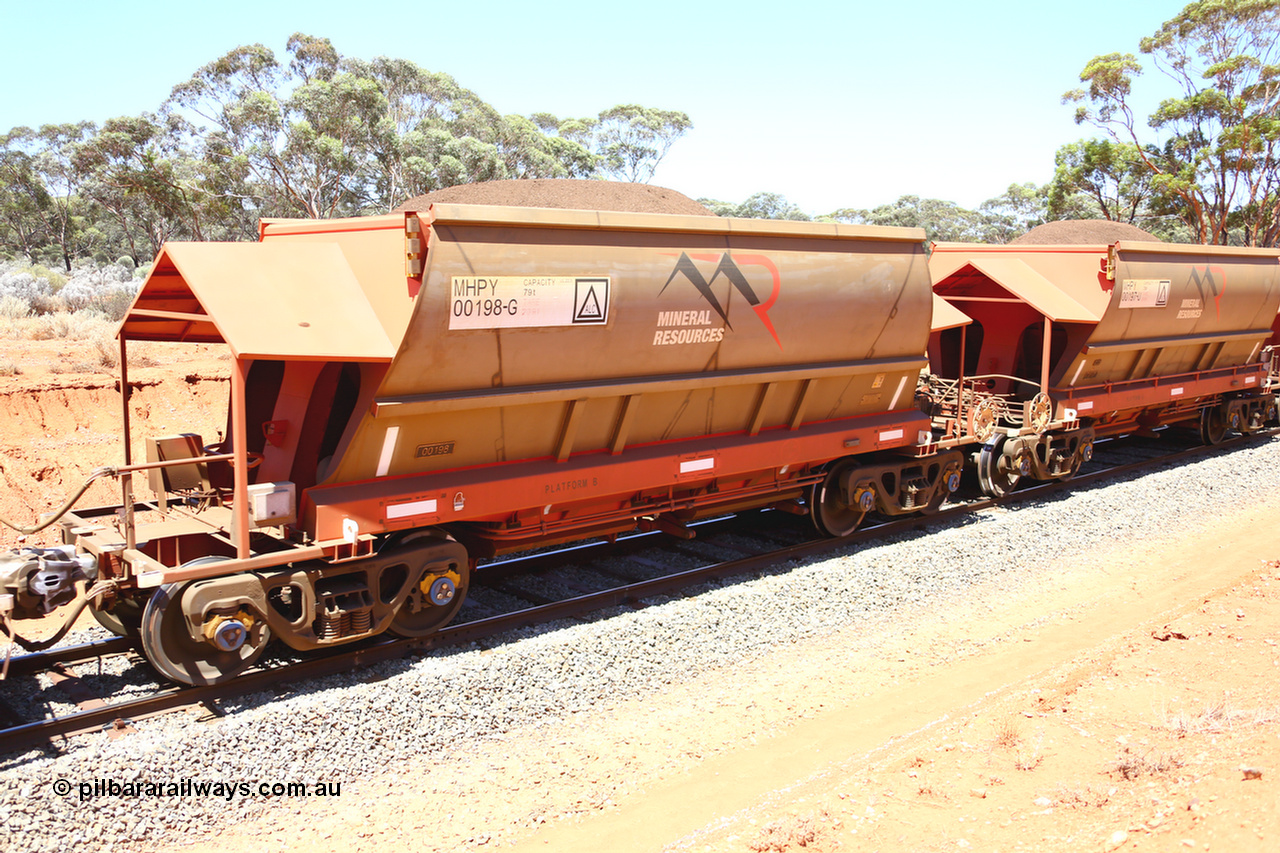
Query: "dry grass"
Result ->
[[1166, 697, 1277, 738], [1111, 747, 1184, 781], [991, 720, 1043, 770], [1055, 784, 1111, 808], [0, 294, 30, 319], [747, 811, 829, 852], [0, 309, 115, 341], [993, 719, 1023, 749], [91, 332, 118, 368]]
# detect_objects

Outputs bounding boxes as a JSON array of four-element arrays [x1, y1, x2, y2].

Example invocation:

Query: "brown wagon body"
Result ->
[[3, 205, 963, 684], [928, 241, 1280, 495], [10, 202, 1276, 687]]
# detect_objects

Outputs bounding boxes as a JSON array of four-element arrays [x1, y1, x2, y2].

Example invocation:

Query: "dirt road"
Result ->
[[159, 493, 1280, 853]]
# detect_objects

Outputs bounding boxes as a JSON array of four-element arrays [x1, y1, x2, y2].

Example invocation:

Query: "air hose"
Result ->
[[0, 467, 118, 536], [1, 581, 115, 679]]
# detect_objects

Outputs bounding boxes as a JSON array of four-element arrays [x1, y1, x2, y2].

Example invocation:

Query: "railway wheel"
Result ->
[[977, 435, 1029, 498], [809, 461, 871, 537], [1062, 440, 1093, 480], [920, 465, 963, 515], [139, 558, 272, 686], [1199, 405, 1228, 446], [90, 595, 146, 638], [384, 532, 471, 638]]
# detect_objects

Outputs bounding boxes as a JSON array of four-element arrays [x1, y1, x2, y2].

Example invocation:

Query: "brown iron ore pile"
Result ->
[[396, 179, 715, 216], [1011, 218, 1162, 244], [398, 187, 1170, 251]]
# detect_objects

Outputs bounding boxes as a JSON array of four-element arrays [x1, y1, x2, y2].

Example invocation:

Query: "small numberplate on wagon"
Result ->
[[449, 276, 610, 329]]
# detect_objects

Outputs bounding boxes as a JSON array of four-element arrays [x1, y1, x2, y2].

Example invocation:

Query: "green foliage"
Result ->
[[978, 183, 1048, 243], [822, 188, 1055, 244], [591, 105, 692, 183], [701, 192, 811, 220], [826, 196, 988, 242], [1048, 138, 1153, 222], [0, 35, 693, 267], [22, 264, 66, 292], [165, 37, 672, 217], [1064, 0, 1280, 245], [533, 105, 691, 184]]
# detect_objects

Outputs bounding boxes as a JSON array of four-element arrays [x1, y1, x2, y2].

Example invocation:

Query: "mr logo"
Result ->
[[660, 253, 783, 348], [1189, 266, 1226, 318]]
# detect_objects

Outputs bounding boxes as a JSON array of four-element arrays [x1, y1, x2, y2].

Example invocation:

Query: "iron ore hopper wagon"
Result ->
[[1, 205, 965, 685], [924, 240, 1280, 496]]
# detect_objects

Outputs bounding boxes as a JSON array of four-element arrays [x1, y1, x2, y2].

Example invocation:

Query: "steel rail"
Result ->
[[1, 429, 1273, 756], [5, 638, 136, 678]]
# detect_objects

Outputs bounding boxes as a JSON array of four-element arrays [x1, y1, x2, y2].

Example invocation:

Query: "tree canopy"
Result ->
[[0, 35, 692, 269], [1064, 0, 1280, 245], [5, 8, 1278, 275], [699, 192, 812, 221]]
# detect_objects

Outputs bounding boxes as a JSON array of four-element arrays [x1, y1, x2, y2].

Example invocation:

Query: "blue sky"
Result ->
[[2, 0, 1188, 215]]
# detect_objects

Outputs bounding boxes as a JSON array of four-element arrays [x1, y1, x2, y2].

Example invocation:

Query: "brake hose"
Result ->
[[0, 467, 118, 536], [0, 581, 115, 676]]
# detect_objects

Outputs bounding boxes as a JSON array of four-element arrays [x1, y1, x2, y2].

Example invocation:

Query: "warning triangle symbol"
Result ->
[[576, 286, 602, 320]]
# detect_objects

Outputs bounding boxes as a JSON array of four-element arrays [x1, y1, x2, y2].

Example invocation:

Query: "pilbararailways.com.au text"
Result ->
[[52, 778, 342, 802]]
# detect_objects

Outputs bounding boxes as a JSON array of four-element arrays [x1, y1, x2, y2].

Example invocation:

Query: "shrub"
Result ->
[[0, 295, 31, 319], [24, 264, 67, 292], [0, 270, 51, 304]]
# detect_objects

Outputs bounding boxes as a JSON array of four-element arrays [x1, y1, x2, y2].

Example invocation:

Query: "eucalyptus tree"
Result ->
[[1047, 138, 1157, 224], [700, 192, 811, 220], [826, 195, 987, 243], [592, 105, 692, 183], [977, 183, 1048, 243], [0, 129, 53, 262], [70, 112, 217, 262], [532, 105, 691, 184], [350, 59, 596, 208], [168, 36, 603, 217], [166, 35, 386, 219], [1064, 0, 1280, 245], [23, 122, 101, 270]]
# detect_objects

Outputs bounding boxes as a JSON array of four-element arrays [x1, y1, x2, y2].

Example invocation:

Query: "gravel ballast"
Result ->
[[1, 437, 1279, 851]]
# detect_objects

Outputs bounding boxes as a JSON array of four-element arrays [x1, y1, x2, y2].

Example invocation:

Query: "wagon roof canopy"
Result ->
[[934, 255, 1102, 324], [117, 242, 396, 362], [930, 293, 973, 332]]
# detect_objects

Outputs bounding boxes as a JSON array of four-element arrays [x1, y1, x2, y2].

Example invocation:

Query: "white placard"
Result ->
[[1119, 279, 1170, 309], [386, 498, 438, 520], [679, 457, 716, 474], [448, 276, 610, 329]]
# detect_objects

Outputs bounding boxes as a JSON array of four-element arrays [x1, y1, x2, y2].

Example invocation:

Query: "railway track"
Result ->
[[1, 429, 1272, 756]]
